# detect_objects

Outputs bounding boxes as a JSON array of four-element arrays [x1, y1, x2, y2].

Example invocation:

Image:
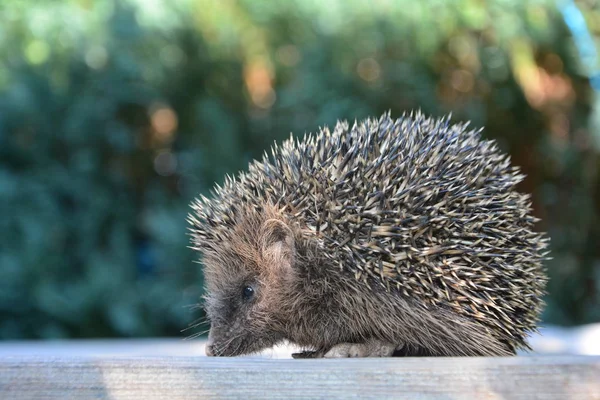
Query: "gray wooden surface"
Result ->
[[1, 355, 599, 400]]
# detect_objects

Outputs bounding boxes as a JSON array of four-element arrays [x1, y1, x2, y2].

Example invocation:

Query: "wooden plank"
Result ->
[[1, 355, 599, 400]]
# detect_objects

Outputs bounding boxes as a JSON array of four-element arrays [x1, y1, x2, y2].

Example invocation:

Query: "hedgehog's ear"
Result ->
[[260, 219, 295, 272]]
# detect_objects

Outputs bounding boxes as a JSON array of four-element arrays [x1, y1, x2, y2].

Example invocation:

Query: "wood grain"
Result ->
[[1, 355, 599, 400]]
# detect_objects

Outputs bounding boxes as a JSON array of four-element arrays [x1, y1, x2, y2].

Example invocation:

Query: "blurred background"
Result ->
[[0, 0, 599, 343]]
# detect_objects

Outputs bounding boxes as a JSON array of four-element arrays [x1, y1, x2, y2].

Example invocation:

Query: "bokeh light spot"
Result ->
[[154, 151, 177, 176], [25, 40, 50, 65], [357, 58, 381, 82], [160, 45, 186, 68], [276, 45, 301, 67], [150, 106, 178, 143], [245, 61, 276, 109], [85, 46, 108, 70], [451, 69, 475, 93]]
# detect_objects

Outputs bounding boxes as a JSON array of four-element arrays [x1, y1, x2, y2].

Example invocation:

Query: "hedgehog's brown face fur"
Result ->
[[202, 206, 296, 356]]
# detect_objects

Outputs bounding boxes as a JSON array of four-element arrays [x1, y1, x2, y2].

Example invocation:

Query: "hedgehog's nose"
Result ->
[[205, 328, 215, 356], [205, 342, 215, 356]]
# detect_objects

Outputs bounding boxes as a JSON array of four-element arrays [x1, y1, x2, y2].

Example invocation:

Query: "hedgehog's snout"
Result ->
[[205, 342, 215, 356], [205, 328, 215, 356], [204, 323, 236, 357]]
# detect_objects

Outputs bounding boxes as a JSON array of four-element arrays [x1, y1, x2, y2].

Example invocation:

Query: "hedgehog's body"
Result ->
[[190, 113, 548, 357]]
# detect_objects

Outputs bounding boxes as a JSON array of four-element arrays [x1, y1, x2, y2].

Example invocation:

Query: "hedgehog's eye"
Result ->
[[242, 285, 255, 301]]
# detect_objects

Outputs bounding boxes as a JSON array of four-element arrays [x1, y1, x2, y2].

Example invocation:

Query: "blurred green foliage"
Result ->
[[0, 0, 598, 339]]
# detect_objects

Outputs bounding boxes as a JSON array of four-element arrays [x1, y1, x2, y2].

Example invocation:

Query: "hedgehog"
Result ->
[[188, 112, 548, 358]]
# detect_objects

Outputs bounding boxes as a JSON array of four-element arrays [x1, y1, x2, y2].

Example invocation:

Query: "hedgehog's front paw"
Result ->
[[291, 350, 321, 359], [324, 341, 397, 358]]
